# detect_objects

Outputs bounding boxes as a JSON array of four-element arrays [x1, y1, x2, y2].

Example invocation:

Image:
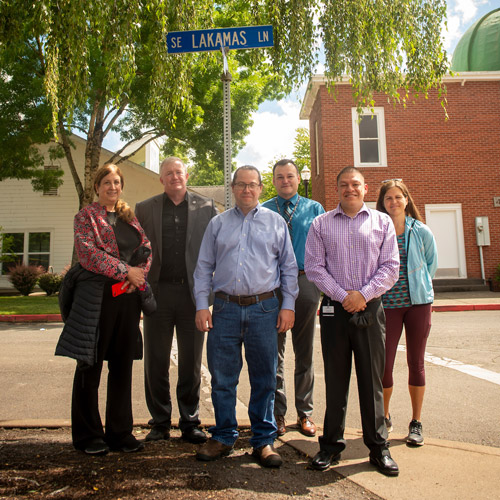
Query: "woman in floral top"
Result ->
[[71, 164, 151, 456], [376, 179, 438, 447]]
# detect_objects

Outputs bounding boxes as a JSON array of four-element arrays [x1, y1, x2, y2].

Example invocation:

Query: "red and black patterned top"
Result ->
[[74, 202, 151, 281]]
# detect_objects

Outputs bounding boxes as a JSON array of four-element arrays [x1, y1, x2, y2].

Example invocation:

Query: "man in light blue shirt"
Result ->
[[262, 159, 325, 438], [194, 165, 299, 468]]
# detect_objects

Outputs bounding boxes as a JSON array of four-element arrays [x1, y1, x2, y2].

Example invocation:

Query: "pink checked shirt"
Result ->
[[304, 204, 399, 304]]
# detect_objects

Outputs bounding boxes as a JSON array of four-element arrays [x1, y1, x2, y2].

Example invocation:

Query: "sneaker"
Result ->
[[407, 419, 424, 446], [385, 414, 393, 433]]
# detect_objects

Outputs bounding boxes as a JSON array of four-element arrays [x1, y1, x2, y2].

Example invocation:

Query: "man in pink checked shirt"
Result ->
[[304, 166, 400, 477]]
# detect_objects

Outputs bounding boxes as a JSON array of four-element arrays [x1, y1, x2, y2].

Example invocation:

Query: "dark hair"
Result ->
[[376, 179, 423, 221], [273, 159, 298, 175], [232, 165, 262, 185], [336, 166, 364, 184], [94, 164, 134, 223]]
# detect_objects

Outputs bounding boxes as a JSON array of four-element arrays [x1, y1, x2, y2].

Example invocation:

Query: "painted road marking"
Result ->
[[397, 345, 500, 386]]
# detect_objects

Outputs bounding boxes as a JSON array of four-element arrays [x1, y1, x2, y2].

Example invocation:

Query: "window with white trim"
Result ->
[[351, 107, 387, 167], [1, 232, 51, 275]]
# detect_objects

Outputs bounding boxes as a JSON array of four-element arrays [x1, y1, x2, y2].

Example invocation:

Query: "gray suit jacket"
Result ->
[[135, 191, 218, 302]]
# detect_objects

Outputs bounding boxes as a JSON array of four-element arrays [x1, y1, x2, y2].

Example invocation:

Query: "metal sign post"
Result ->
[[221, 47, 232, 210], [166, 26, 274, 210]]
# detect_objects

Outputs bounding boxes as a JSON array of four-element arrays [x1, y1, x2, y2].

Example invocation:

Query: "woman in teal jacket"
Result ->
[[376, 179, 438, 447]]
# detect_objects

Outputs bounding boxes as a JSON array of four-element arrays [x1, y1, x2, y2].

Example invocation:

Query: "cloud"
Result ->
[[235, 99, 307, 171], [444, 0, 491, 52]]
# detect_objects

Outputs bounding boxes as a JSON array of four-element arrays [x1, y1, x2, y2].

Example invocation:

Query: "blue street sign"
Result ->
[[166, 25, 273, 54]]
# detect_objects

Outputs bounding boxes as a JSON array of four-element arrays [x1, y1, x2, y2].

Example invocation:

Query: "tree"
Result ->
[[0, 1, 448, 207], [260, 127, 311, 202]]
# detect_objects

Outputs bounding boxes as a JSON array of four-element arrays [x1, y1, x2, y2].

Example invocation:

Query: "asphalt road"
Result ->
[[1, 310, 499, 449]]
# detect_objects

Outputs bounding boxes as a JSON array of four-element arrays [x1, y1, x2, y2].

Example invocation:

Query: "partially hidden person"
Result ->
[[135, 157, 218, 444], [376, 179, 438, 446], [304, 166, 401, 476], [193, 165, 299, 468], [56, 164, 152, 456], [262, 159, 325, 438]]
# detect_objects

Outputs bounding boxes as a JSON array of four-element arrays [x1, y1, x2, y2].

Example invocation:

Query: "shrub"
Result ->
[[38, 272, 64, 296], [495, 263, 500, 284], [7, 264, 43, 296]]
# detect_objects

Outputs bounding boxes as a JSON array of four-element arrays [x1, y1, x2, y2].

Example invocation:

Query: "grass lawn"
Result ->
[[0, 295, 60, 315]]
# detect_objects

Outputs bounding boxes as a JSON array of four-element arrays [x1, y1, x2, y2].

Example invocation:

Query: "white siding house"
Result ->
[[0, 135, 162, 290]]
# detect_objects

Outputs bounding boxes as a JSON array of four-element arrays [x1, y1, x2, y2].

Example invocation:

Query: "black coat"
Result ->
[[55, 264, 143, 367]]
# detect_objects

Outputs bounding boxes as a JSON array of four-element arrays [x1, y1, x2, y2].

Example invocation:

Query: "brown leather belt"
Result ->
[[215, 291, 276, 306]]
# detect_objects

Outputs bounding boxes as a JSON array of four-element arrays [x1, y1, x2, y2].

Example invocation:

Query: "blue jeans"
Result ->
[[207, 295, 279, 449]]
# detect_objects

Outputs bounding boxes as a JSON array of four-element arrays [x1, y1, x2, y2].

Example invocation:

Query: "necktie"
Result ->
[[283, 200, 293, 239]]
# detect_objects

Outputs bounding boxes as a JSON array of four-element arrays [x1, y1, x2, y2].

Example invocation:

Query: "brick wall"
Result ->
[[308, 80, 500, 281]]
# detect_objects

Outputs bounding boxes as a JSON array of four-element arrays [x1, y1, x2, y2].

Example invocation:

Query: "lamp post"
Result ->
[[301, 166, 311, 198]]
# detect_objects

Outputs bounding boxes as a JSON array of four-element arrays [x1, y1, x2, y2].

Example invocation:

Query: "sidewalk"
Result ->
[[1, 291, 500, 499]]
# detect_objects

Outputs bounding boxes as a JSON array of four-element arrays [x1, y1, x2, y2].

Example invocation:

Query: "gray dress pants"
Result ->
[[275, 273, 321, 418]]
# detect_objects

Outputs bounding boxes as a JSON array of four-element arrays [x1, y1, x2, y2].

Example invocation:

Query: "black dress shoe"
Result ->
[[110, 435, 144, 453], [310, 450, 341, 471], [369, 454, 399, 476], [182, 427, 207, 444], [145, 427, 171, 442], [83, 439, 109, 456]]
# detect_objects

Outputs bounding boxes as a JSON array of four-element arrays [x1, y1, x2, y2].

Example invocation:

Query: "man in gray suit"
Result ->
[[135, 157, 218, 444]]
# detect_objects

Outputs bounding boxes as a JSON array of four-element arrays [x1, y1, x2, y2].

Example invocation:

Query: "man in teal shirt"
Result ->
[[262, 159, 325, 437]]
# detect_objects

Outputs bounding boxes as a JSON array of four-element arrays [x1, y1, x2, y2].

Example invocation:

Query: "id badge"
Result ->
[[322, 304, 335, 317]]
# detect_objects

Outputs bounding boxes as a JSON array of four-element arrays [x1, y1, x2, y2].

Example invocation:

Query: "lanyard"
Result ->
[[275, 195, 301, 230]]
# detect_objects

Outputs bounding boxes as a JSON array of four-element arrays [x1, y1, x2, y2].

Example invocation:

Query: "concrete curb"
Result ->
[[0, 314, 62, 323], [432, 304, 500, 312]]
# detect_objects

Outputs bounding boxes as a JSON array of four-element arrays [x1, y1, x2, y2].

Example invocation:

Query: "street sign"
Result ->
[[166, 25, 273, 54]]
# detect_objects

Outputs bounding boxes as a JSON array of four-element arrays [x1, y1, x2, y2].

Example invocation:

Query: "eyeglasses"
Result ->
[[233, 182, 261, 191], [381, 178, 402, 184]]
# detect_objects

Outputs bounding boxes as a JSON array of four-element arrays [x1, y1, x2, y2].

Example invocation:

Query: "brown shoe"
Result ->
[[252, 444, 283, 468], [275, 415, 286, 436], [297, 416, 316, 437], [196, 439, 233, 462]]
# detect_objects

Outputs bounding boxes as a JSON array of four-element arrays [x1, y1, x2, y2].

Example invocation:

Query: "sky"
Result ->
[[102, 0, 498, 171]]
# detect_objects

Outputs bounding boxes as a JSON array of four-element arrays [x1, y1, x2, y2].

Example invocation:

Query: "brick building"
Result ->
[[299, 9, 500, 287]]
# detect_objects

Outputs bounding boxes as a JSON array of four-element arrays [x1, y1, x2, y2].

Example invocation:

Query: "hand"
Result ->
[[196, 309, 213, 332], [276, 309, 295, 333], [125, 281, 137, 294], [342, 291, 367, 314], [127, 266, 145, 288]]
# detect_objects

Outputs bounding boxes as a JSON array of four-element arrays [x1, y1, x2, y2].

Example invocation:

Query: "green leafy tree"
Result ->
[[0, 0, 448, 205]]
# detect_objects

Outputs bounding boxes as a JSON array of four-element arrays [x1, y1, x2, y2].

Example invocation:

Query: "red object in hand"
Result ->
[[112, 281, 130, 297]]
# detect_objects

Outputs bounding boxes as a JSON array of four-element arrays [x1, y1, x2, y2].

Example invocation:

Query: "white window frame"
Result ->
[[351, 107, 387, 167], [1, 230, 52, 275], [314, 121, 320, 176]]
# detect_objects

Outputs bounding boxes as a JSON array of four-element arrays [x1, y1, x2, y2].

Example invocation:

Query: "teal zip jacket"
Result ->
[[404, 216, 438, 305]]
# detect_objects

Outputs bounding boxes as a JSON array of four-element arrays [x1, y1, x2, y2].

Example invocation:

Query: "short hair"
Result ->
[[160, 156, 186, 175], [336, 166, 364, 184], [376, 179, 423, 221], [232, 165, 262, 185], [272, 159, 298, 176]]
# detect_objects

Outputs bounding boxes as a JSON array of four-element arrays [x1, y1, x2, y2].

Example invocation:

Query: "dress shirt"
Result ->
[[160, 193, 188, 281], [262, 194, 325, 270], [305, 204, 399, 303], [194, 204, 299, 311]]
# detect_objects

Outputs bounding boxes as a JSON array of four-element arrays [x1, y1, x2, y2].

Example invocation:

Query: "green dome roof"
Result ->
[[451, 8, 500, 71]]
